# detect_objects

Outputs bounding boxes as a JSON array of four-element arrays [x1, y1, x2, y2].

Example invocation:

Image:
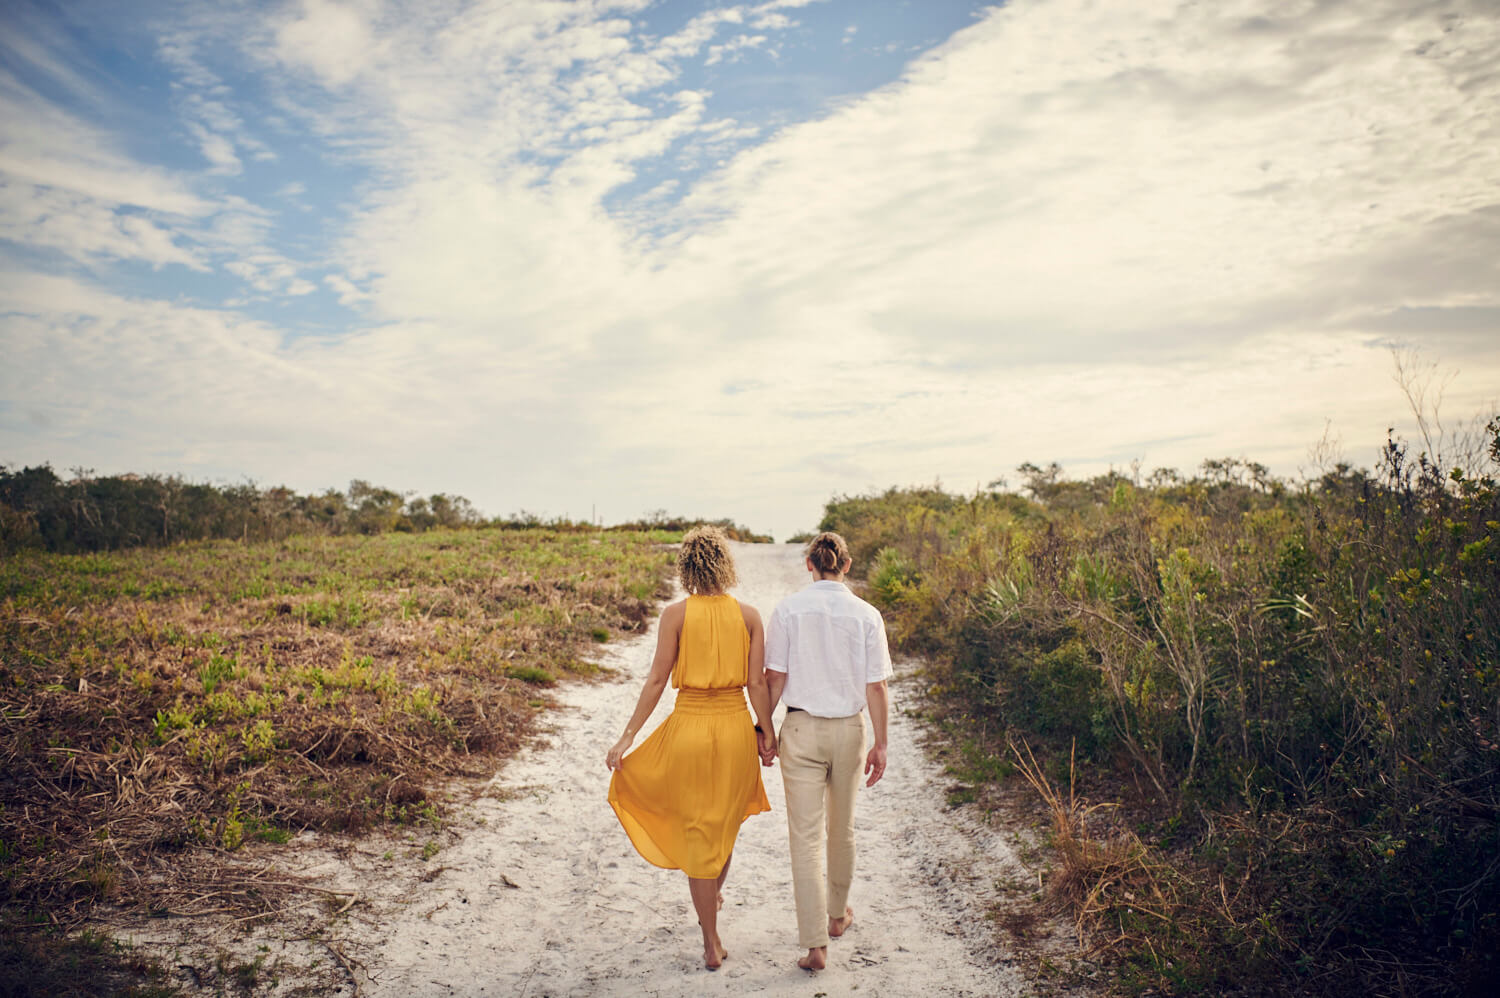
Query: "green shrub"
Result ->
[[240, 720, 276, 763], [197, 653, 240, 695], [869, 546, 919, 603], [505, 665, 556, 685], [832, 419, 1500, 996], [1018, 640, 1106, 748]]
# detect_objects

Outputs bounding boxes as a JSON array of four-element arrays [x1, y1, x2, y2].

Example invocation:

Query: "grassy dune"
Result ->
[[826, 438, 1499, 995], [0, 528, 674, 942]]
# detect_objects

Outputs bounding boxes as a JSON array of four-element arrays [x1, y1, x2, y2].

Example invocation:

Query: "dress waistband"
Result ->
[[673, 687, 749, 715]]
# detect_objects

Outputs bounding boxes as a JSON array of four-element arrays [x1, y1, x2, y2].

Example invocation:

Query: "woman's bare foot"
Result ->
[[829, 906, 854, 938], [704, 939, 728, 970], [797, 947, 827, 971], [717, 891, 724, 911]]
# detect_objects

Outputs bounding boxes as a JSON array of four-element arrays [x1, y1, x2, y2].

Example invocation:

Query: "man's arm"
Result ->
[[759, 670, 787, 765], [864, 679, 888, 786], [766, 669, 786, 711], [764, 604, 788, 712]]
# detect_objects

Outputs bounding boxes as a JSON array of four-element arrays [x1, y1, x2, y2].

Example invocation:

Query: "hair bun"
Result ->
[[805, 531, 849, 573]]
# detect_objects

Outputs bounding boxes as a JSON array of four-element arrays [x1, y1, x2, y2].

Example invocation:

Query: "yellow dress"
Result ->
[[608, 594, 770, 878]]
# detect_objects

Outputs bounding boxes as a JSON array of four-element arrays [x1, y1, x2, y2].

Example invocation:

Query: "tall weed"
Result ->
[[827, 421, 1500, 995]]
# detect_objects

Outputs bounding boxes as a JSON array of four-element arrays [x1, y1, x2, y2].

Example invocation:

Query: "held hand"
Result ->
[[864, 743, 887, 787], [606, 734, 633, 771], [757, 728, 778, 766]]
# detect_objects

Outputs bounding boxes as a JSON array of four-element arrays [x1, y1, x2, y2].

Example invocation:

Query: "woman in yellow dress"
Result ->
[[605, 525, 776, 970]]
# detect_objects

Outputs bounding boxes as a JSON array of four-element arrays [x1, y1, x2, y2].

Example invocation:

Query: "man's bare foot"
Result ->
[[797, 947, 827, 972], [829, 906, 854, 938], [704, 940, 728, 970]]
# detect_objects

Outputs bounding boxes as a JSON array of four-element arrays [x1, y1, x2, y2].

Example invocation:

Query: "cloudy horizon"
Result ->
[[2, 0, 1497, 539]]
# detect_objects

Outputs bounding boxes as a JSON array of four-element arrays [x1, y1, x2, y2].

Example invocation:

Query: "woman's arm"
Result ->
[[605, 600, 684, 770], [741, 603, 778, 762]]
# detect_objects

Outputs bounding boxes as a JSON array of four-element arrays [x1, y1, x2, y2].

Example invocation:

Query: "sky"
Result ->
[[2, 0, 1498, 540]]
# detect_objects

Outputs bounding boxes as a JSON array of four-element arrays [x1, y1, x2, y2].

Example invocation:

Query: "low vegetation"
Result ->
[[1, 526, 675, 986], [827, 418, 1499, 995], [605, 511, 773, 543], [505, 509, 773, 542], [0, 465, 774, 554], [0, 467, 490, 554]]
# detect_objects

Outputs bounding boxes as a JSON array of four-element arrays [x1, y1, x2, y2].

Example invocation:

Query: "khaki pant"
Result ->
[[778, 710, 866, 949]]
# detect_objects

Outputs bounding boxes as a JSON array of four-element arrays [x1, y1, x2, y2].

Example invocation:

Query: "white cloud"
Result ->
[[0, 271, 456, 491], [0, 69, 215, 270], [342, 0, 1499, 531], [0, 17, 108, 108], [4, 0, 1499, 539], [0, 81, 209, 217], [158, 31, 278, 175], [0, 184, 204, 270], [323, 273, 366, 305], [753, 13, 795, 31], [705, 34, 768, 66], [662, 0, 1500, 362], [192, 125, 242, 175], [652, 6, 746, 61], [0, 24, 324, 297], [273, 0, 382, 89]]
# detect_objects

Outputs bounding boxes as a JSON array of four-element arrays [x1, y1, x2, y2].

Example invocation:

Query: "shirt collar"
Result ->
[[810, 579, 850, 590]]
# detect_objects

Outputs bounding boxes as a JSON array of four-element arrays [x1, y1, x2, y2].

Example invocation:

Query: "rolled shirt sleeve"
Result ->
[[866, 614, 894, 683], [765, 603, 790, 674]]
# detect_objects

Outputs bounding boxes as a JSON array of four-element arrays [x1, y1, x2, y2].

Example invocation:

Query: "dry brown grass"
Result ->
[[0, 528, 674, 929], [1010, 740, 1181, 954], [1007, 738, 1283, 992]]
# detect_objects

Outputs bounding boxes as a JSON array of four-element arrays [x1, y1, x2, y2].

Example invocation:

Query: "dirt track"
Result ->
[[116, 542, 1050, 995]]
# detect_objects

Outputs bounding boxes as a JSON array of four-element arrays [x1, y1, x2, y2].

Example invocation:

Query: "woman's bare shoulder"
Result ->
[[736, 600, 763, 629]]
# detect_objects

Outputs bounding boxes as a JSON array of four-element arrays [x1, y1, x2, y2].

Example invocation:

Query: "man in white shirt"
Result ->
[[764, 531, 893, 972]]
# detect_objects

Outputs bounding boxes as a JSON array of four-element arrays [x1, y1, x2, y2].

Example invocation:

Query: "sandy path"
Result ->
[[319, 542, 1031, 997], [114, 542, 1039, 995]]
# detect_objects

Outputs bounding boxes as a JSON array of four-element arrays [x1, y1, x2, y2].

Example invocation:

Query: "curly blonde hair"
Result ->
[[678, 525, 738, 595]]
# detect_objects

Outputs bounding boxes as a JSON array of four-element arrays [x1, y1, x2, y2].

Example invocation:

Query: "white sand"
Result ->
[[114, 542, 1043, 996]]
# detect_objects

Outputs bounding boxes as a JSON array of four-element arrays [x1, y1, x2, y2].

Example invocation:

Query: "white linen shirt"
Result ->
[[765, 580, 894, 718]]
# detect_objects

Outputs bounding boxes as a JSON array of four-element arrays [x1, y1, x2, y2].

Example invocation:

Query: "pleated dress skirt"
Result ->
[[608, 687, 770, 879]]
